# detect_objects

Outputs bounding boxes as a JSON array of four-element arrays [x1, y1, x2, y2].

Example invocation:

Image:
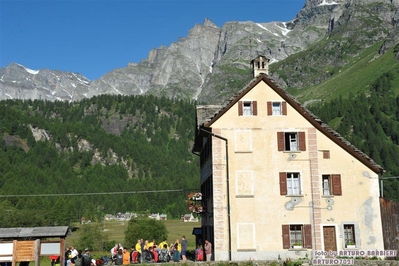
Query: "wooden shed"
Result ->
[[0, 226, 69, 266]]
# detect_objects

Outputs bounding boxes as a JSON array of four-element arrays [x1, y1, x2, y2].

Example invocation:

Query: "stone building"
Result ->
[[192, 55, 384, 261]]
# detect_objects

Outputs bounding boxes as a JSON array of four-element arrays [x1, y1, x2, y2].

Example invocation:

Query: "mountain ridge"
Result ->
[[1, 0, 399, 104]]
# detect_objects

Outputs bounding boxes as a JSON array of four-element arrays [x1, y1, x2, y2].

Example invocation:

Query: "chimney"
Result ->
[[251, 55, 270, 78]]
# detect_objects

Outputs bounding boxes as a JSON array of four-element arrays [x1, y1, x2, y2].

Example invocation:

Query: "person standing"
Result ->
[[122, 247, 130, 265], [82, 249, 92, 266], [71, 250, 83, 266], [172, 243, 180, 262], [204, 240, 212, 261], [181, 236, 187, 262], [113, 249, 123, 265], [111, 244, 119, 258], [140, 239, 144, 263], [65, 247, 72, 266], [71, 247, 78, 259]]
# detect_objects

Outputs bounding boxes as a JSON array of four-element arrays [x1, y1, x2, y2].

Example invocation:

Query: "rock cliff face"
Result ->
[[0, 63, 90, 101], [1, 0, 398, 104]]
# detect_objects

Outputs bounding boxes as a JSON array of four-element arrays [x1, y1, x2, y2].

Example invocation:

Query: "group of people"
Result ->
[[110, 236, 188, 264], [63, 247, 99, 266], [108, 237, 212, 264], [61, 237, 212, 265]]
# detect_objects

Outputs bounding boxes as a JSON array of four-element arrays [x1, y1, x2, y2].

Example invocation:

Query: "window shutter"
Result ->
[[282, 225, 290, 249], [238, 101, 243, 116], [277, 132, 285, 151], [304, 224, 312, 248], [279, 172, 287, 195], [323, 150, 330, 159], [267, 102, 272, 115], [253, 101, 258, 116], [331, 174, 342, 196], [298, 132, 306, 151], [282, 101, 287, 115]]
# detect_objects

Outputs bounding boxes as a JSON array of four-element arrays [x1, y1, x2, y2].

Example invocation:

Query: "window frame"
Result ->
[[282, 224, 312, 249], [238, 100, 257, 116], [343, 224, 356, 247], [279, 172, 302, 196], [322, 174, 342, 196], [267, 101, 287, 116], [277, 131, 306, 151]]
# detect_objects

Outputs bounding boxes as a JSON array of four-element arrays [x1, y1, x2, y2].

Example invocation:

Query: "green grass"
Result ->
[[286, 43, 399, 104], [66, 219, 200, 252]]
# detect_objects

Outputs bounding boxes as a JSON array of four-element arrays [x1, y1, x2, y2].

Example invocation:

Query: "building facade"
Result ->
[[192, 56, 385, 261]]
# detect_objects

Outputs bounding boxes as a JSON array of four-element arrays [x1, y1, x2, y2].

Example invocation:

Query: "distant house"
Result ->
[[183, 213, 198, 222], [105, 214, 114, 221], [104, 212, 135, 221], [148, 213, 167, 220], [192, 55, 384, 261], [148, 213, 160, 220]]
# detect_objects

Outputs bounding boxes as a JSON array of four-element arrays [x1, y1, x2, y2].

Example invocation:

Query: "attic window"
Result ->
[[268, 101, 287, 116], [238, 101, 257, 116]]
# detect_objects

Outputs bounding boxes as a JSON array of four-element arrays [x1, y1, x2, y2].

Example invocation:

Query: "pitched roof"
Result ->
[[196, 74, 384, 174]]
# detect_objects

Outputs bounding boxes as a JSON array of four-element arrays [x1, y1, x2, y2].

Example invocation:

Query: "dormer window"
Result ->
[[238, 101, 257, 116], [268, 101, 287, 116]]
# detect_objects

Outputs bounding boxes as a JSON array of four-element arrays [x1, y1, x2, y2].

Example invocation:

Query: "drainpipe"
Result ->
[[200, 128, 232, 261]]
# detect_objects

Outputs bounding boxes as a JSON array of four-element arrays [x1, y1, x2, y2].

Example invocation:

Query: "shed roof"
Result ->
[[0, 226, 69, 239]]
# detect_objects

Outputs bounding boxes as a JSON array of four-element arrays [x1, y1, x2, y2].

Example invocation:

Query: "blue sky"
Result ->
[[0, 0, 306, 80]]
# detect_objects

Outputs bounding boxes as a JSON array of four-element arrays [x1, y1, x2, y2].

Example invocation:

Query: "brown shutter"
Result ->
[[323, 150, 330, 159], [279, 172, 287, 195], [238, 101, 243, 116], [277, 132, 285, 151], [267, 101, 272, 115], [331, 174, 342, 196], [298, 132, 306, 151], [252, 101, 258, 116], [304, 224, 312, 248], [282, 101, 287, 115], [282, 225, 290, 249]]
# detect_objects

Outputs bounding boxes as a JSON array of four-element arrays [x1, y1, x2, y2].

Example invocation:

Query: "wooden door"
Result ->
[[323, 226, 337, 252]]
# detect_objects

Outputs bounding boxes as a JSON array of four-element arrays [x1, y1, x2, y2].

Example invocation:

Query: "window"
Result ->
[[323, 150, 330, 159], [277, 132, 306, 151], [279, 172, 301, 195], [267, 101, 287, 116], [343, 224, 356, 246], [238, 101, 257, 116], [282, 224, 312, 249], [322, 174, 342, 196], [243, 102, 252, 116], [290, 225, 303, 246], [322, 175, 331, 195]]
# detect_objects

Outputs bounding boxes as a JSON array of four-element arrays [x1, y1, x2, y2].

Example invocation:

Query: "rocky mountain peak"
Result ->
[[1, 0, 398, 104], [203, 18, 218, 28]]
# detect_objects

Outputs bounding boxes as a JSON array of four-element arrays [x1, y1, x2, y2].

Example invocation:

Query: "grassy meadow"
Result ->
[[66, 219, 201, 255]]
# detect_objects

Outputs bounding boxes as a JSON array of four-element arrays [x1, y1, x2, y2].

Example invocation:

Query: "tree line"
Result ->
[[0, 95, 199, 227], [1, 75, 399, 228]]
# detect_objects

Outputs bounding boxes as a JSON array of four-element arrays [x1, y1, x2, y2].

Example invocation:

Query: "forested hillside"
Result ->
[[0, 95, 199, 227], [309, 70, 399, 200], [1, 82, 399, 228]]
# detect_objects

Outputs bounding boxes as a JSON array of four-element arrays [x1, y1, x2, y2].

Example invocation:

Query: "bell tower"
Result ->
[[251, 55, 270, 78]]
